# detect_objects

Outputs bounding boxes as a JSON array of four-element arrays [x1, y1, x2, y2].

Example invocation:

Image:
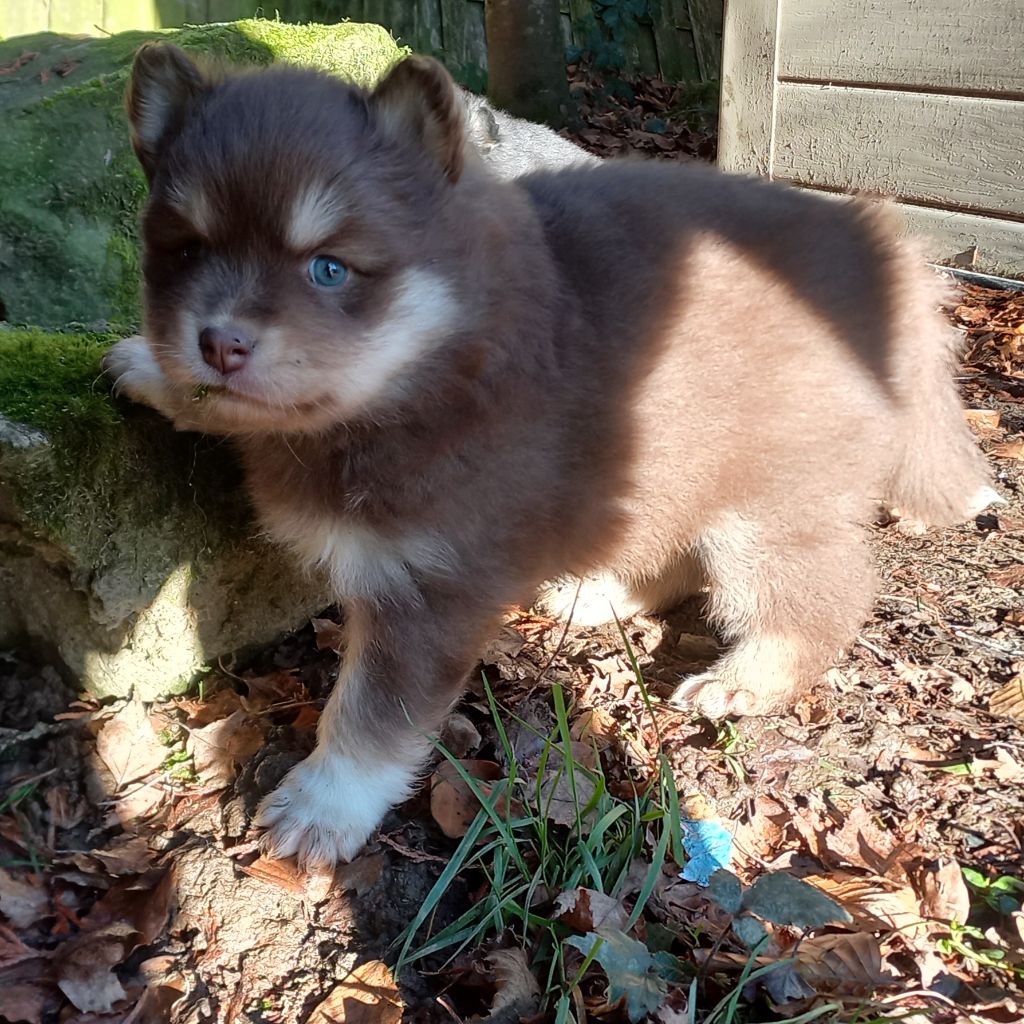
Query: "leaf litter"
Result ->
[[0, 73, 1022, 1024]]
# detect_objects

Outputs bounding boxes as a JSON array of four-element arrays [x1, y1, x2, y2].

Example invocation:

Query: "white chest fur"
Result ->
[[259, 505, 455, 600]]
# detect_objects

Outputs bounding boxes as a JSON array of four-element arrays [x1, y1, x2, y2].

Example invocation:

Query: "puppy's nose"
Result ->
[[199, 325, 253, 375]]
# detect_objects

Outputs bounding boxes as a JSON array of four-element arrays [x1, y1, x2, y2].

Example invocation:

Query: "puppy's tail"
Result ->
[[880, 227, 997, 526]]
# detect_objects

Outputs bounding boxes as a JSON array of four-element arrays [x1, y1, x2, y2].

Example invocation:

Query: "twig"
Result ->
[[856, 635, 894, 664], [376, 832, 450, 865]]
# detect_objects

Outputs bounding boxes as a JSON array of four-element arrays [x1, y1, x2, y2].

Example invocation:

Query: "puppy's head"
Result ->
[[127, 45, 471, 434]]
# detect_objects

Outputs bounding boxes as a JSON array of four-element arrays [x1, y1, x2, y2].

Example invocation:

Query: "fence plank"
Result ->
[[808, 190, 1024, 277], [48, 0, 105, 34], [651, 0, 699, 82], [440, 0, 487, 86], [779, 0, 1024, 96], [687, 0, 720, 80], [207, 0, 257, 23], [1, 0, 52, 39], [152, 0, 211, 28], [103, 0, 160, 32], [717, 0, 779, 173], [774, 82, 1024, 217]]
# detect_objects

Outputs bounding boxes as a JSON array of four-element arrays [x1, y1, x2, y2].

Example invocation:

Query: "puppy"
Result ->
[[459, 89, 600, 177], [105, 45, 995, 866]]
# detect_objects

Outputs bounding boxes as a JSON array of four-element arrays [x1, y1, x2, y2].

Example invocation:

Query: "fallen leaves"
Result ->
[[478, 948, 542, 1022], [310, 960, 403, 1024], [555, 887, 630, 933], [429, 760, 503, 838], [95, 693, 167, 789], [55, 922, 134, 1012], [0, 870, 49, 930], [948, 282, 1024, 375], [990, 676, 1024, 721], [186, 709, 265, 788]]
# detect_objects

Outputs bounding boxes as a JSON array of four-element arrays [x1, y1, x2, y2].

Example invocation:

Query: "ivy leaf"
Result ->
[[566, 929, 681, 1022], [732, 913, 767, 949], [742, 872, 852, 929], [706, 869, 742, 914]]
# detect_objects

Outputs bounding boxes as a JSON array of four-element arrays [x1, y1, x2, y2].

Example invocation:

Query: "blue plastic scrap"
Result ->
[[679, 815, 734, 886]]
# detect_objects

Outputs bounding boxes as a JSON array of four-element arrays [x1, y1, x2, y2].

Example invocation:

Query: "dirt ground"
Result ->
[[1, 72, 1022, 1024]]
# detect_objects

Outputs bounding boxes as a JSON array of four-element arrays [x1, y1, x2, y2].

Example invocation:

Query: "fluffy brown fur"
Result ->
[[105, 44, 995, 865]]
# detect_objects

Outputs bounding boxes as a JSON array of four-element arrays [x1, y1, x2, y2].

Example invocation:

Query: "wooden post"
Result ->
[[717, 0, 779, 174], [485, 0, 572, 127]]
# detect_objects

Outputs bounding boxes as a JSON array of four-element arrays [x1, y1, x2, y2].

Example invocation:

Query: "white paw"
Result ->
[[670, 637, 800, 718], [103, 335, 173, 408], [535, 572, 643, 627], [254, 750, 415, 868], [965, 485, 1006, 517], [671, 670, 761, 718]]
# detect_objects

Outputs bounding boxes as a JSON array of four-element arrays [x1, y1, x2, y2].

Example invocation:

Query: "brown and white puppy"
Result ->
[[106, 45, 996, 866]]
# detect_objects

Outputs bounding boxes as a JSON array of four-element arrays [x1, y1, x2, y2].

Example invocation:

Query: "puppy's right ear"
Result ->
[[126, 43, 205, 180]]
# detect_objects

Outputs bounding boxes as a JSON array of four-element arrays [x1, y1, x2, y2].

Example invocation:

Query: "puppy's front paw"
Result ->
[[103, 335, 172, 408], [254, 750, 415, 868]]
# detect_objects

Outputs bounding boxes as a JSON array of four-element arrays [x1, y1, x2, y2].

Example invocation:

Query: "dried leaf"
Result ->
[[990, 676, 1024, 721], [310, 960, 403, 1024], [335, 853, 385, 896], [0, 869, 49, 929], [482, 948, 542, 1021], [990, 564, 1024, 588], [440, 713, 482, 758], [992, 437, 1024, 460], [311, 617, 347, 653], [95, 694, 167, 789], [0, 923, 40, 969], [239, 855, 309, 894], [85, 870, 174, 947], [964, 409, 1001, 431], [802, 872, 925, 941], [992, 748, 1024, 783], [566, 930, 681, 1023], [539, 752, 597, 827], [429, 760, 503, 838], [89, 834, 154, 876], [187, 710, 265, 788], [554, 887, 629, 932], [912, 857, 971, 924], [0, 982, 51, 1024], [56, 922, 134, 1012], [824, 806, 898, 875], [794, 932, 896, 996]]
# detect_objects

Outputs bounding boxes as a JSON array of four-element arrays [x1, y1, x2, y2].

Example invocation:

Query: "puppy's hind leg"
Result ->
[[672, 508, 875, 718]]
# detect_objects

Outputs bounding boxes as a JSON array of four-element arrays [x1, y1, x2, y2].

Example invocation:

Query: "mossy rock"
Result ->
[[0, 19, 406, 328], [0, 326, 330, 698]]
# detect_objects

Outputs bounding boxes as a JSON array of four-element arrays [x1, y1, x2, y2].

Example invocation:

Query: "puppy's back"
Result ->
[[517, 160, 989, 523]]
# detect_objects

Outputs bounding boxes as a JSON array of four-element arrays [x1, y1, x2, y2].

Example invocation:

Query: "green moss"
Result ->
[[0, 327, 119, 439], [0, 327, 244, 586], [0, 19, 404, 328]]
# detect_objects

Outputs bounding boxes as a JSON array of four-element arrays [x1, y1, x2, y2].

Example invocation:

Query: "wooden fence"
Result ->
[[0, 1, 723, 85]]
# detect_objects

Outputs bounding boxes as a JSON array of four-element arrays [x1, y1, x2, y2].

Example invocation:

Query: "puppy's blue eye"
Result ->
[[309, 255, 348, 288]]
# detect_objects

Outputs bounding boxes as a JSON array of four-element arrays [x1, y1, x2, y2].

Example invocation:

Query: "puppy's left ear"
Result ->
[[370, 56, 464, 183], [126, 42, 207, 180]]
